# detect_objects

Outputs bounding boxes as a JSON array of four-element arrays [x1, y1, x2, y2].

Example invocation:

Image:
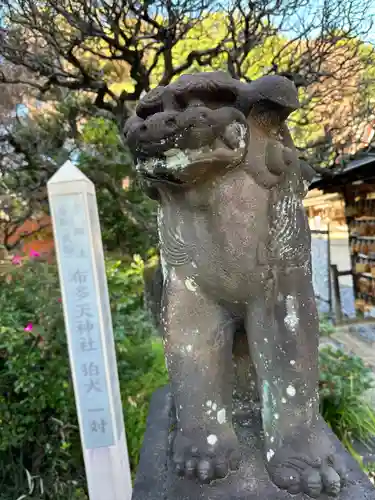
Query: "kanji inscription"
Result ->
[[51, 193, 115, 449]]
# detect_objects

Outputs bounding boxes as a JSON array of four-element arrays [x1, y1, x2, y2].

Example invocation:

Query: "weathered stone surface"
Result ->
[[124, 71, 375, 497], [132, 386, 375, 500]]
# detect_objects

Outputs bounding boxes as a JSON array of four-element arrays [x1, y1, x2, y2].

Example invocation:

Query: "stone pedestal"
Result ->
[[132, 386, 375, 500]]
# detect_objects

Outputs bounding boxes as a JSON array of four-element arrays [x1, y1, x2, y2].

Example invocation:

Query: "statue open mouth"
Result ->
[[135, 120, 248, 185]]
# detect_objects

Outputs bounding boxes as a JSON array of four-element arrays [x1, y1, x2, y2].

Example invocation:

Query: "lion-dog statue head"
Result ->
[[124, 71, 310, 195]]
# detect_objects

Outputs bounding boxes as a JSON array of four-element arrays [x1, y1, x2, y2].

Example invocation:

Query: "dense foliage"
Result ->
[[0, 254, 167, 499], [319, 346, 375, 461], [319, 314, 335, 337], [78, 116, 158, 255], [0, 100, 158, 256]]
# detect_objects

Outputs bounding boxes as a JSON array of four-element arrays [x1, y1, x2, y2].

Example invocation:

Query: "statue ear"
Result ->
[[236, 75, 300, 120]]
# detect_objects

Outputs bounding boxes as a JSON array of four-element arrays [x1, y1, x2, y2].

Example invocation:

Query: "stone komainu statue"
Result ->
[[124, 71, 346, 498]]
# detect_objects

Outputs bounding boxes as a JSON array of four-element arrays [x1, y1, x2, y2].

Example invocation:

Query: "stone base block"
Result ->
[[132, 386, 375, 500]]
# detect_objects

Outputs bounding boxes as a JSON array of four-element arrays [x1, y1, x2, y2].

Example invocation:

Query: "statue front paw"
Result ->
[[172, 424, 240, 483], [268, 448, 347, 498]]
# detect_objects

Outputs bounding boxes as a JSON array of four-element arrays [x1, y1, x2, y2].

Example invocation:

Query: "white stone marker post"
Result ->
[[47, 160, 132, 500]]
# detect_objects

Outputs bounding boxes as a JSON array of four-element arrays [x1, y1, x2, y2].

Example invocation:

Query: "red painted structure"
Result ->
[[1, 215, 55, 259]]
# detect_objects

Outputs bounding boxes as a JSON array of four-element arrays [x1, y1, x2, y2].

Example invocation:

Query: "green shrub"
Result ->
[[319, 346, 375, 461], [319, 314, 335, 337], [0, 253, 167, 499], [364, 462, 375, 485], [122, 340, 168, 472]]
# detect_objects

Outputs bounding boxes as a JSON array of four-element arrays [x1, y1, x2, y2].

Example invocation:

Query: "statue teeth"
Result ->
[[165, 149, 189, 170], [138, 157, 166, 173], [164, 148, 182, 157]]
